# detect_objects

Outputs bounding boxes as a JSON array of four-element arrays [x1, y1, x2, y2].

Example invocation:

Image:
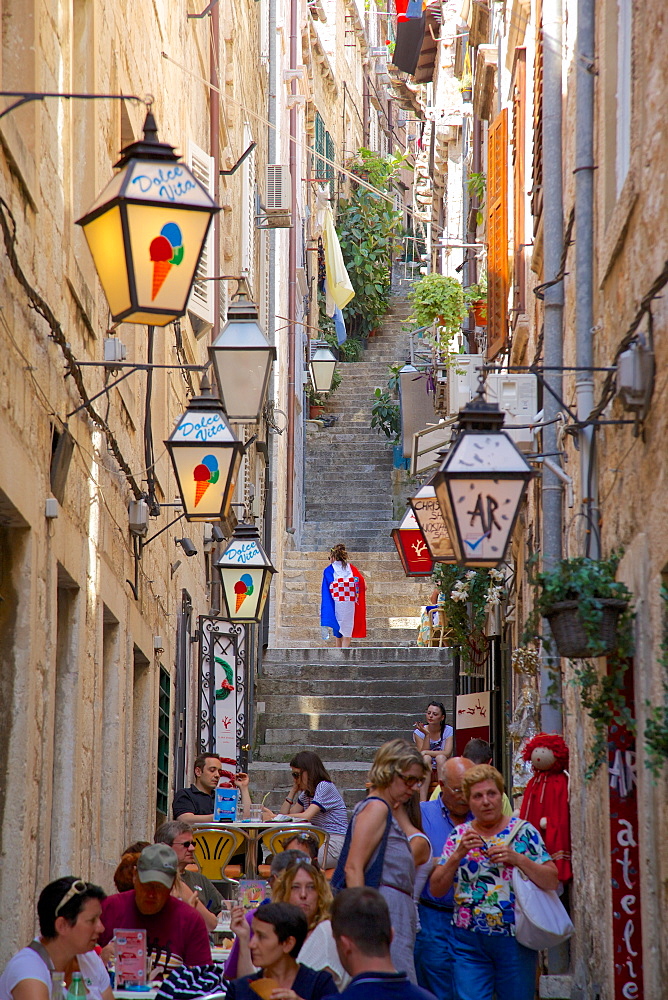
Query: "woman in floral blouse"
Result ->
[[429, 764, 558, 1000]]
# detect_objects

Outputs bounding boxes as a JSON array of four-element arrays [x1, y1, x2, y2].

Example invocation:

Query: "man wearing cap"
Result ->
[[99, 844, 212, 978]]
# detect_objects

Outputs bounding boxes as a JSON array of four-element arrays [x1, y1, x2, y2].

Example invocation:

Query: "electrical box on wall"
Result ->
[[485, 374, 538, 452]]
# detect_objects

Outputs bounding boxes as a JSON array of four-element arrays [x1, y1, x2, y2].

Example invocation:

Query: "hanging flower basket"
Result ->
[[544, 598, 629, 659], [471, 299, 487, 326]]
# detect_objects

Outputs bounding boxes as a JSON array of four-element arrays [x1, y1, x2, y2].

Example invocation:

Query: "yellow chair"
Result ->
[[428, 607, 454, 647], [260, 826, 330, 868], [193, 826, 246, 881]]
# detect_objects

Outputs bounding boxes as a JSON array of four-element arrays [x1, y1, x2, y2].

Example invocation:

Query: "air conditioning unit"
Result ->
[[446, 355, 482, 415], [484, 374, 538, 452], [261, 165, 292, 229]]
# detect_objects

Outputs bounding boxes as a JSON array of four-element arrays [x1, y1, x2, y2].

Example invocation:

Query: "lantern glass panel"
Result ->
[[410, 486, 455, 562], [309, 345, 337, 393], [125, 203, 213, 321], [444, 476, 528, 566], [212, 348, 274, 421], [80, 206, 131, 316], [168, 406, 241, 520], [220, 565, 267, 621]]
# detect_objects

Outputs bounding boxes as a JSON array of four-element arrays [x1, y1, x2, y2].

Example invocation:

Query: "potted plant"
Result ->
[[432, 564, 506, 673], [407, 274, 468, 344], [459, 72, 473, 102], [370, 386, 405, 465], [306, 368, 342, 419], [529, 554, 632, 659], [465, 272, 488, 326]]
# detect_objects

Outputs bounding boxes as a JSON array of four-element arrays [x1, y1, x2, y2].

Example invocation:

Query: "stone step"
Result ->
[[255, 710, 430, 729], [261, 647, 449, 668]]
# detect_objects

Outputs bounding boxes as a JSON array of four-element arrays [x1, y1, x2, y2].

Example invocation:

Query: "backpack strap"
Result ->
[[504, 818, 528, 847], [27, 941, 55, 972], [330, 796, 393, 894]]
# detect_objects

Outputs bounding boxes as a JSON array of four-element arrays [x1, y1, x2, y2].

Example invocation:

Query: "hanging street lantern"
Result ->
[[209, 285, 276, 422], [432, 384, 534, 567], [215, 522, 277, 623], [165, 375, 244, 522], [308, 341, 337, 395], [390, 508, 434, 577], [77, 111, 220, 326], [409, 481, 456, 562]]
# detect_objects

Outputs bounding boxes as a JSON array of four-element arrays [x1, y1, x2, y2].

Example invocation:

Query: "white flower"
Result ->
[[489, 568, 504, 582], [450, 590, 467, 602], [465, 570, 477, 580]]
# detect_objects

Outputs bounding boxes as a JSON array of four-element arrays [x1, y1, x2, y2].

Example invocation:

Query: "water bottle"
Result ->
[[66, 973, 86, 1000], [51, 972, 65, 1000]]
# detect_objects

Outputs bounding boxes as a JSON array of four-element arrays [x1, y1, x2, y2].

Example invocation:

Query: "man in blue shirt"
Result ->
[[332, 888, 436, 1000], [414, 757, 474, 1000]]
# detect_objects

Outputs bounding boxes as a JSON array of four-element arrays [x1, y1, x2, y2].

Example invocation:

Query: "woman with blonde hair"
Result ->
[[320, 544, 366, 648], [333, 739, 430, 982], [232, 858, 349, 989]]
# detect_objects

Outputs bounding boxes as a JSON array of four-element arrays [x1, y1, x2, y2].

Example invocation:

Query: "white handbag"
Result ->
[[506, 821, 574, 951]]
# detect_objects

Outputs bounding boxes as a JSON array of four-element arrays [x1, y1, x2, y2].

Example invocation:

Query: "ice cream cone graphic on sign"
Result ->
[[234, 574, 254, 613], [149, 223, 184, 300], [193, 455, 220, 508]]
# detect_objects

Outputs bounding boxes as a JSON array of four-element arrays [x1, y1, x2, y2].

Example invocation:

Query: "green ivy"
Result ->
[[644, 584, 668, 776], [407, 273, 468, 344], [337, 148, 406, 340]]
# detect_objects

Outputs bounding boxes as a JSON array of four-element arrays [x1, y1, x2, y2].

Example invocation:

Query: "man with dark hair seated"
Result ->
[[226, 902, 336, 1000], [331, 888, 436, 1000]]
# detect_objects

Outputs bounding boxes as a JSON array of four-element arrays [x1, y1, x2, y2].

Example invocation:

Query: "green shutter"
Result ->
[[325, 132, 335, 185], [157, 666, 170, 816], [314, 112, 325, 179]]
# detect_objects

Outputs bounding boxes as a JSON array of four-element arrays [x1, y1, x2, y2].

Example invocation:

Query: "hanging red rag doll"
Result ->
[[519, 733, 572, 882]]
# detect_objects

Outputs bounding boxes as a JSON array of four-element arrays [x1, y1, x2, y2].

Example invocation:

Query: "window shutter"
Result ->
[[314, 111, 325, 179], [241, 124, 256, 290], [487, 108, 509, 360], [186, 140, 215, 330], [531, 0, 543, 223], [512, 49, 526, 319], [325, 131, 335, 194]]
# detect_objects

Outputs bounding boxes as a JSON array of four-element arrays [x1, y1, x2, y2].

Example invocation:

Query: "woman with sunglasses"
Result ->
[[337, 740, 430, 983], [0, 877, 111, 1000], [233, 859, 349, 990], [263, 752, 347, 867]]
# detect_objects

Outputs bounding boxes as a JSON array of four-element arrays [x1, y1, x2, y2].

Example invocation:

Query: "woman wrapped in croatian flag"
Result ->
[[320, 543, 366, 648]]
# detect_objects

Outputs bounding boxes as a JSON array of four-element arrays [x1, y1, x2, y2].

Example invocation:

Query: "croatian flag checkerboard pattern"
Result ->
[[329, 577, 357, 601]]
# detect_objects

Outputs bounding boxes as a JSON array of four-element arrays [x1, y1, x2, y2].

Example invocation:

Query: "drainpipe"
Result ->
[[575, 0, 600, 559], [540, 0, 564, 733], [210, 3, 221, 341], [285, 0, 298, 529]]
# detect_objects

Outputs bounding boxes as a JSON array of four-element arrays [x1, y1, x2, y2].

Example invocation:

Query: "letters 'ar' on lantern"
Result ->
[[390, 508, 434, 577], [433, 389, 534, 567], [409, 481, 456, 563], [165, 377, 244, 522], [209, 288, 276, 423], [215, 523, 276, 623], [77, 111, 220, 327]]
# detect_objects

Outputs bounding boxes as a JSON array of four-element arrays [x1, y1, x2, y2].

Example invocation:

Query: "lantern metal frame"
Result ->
[[215, 522, 277, 623], [432, 384, 534, 567], [165, 376, 244, 523], [209, 285, 276, 422], [76, 111, 220, 326], [307, 341, 338, 395]]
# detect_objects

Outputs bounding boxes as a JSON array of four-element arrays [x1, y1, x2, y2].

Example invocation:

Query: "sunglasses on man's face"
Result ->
[[55, 879, 87, 916], [174, 840, 196, 849]]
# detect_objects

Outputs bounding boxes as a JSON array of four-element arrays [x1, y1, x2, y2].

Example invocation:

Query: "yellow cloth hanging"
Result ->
[[322, 207, 355, 310]]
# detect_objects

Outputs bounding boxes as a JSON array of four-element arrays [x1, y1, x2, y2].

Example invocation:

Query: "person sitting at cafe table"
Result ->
[[226, 903, 336, 1000], [154, 820, 223, 932], [173, 753, 252, 823], [0, 876, 111, 1000], [99, 844, 212, 979]]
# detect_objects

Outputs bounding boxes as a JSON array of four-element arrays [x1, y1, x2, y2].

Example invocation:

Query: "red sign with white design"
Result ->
[[391, 509, 434, 577], [608, 659, 644, 999]]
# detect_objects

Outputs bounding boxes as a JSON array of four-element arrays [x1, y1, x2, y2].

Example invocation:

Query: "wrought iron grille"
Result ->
[[197, 616, 248, 767]]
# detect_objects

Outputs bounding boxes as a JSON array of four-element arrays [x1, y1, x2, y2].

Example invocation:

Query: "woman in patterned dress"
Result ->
[[429, 764, 558, 1000], [320, 544, 366, 648]]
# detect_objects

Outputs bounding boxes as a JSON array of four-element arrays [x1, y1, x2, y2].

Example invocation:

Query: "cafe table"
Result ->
[[193, 820, 314, 879]]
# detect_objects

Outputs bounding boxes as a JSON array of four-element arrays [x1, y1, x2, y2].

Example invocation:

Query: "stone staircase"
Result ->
[[249, 647, 454, 810], [273, 291, 430, 647]]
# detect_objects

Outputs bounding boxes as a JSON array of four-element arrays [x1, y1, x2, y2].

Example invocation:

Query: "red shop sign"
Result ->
[[390, 509, 434, 577], [608, 659, 644, 999]]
